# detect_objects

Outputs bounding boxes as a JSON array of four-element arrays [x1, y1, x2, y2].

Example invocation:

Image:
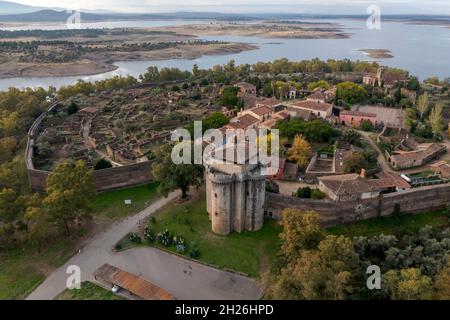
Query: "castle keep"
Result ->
[[205, 161, 266, 236]]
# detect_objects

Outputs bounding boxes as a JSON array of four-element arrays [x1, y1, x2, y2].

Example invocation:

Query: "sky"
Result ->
[[6, 0, 450, 15]]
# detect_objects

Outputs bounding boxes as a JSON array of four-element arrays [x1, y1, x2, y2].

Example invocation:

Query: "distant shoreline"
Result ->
[[359, 49, 394, 59], [0, 42, 258, 79]]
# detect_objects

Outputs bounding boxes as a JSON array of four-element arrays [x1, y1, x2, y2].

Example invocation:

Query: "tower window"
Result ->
[[214, 193, 217, 198]]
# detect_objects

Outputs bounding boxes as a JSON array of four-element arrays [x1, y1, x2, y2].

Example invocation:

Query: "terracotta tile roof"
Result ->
[[287, 106, 313, 121], [432, 161, 450, 178], [319, 174, 376, 195], [224, 122, 246, 130], [370, 172, 411, 190], [391, 143, 446, 166], [94, 264, 175, 300], [234, 114, 259, 128], [292, 100, 333, 113], [250, 105, 272, 116], [256, 97, 280, 107]]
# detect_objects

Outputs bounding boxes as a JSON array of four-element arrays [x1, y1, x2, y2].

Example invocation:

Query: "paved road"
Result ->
[[26, 191, 262, 300]]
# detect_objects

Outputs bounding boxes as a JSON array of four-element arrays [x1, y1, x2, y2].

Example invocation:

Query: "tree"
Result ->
[[428, 101, 444, 136], [44, 160, 96, 236], [152, 144, 204, 199], [265, 234, 359, 300], [0, 188, 19, 223], [343, 152, 369, 174], [383, 268, 433, 300], [219, 87, 240, 108], [336, 82, 368, 105], [279, 209, 325, 260], [288, 135, 312, 167], [361, 120, 374, 132], [342, 129, 362, 147], [276, 119, 338, 143], [24, 206, 51, 252], [66, 101, 78, 115], [307, 80, 329, 91], [416, 92, 429, 119], [434, 259, 450, 300], [94, 159, 112, 170]]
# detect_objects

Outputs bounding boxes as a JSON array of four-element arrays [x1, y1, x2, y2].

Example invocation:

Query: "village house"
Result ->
[[238, 105, 273, 122], [340, 110, 377, 127], [286, 106, 314, 121], [258, 111, 290, 129], [387, 142, 447, 170], [289, 100, 333, 119], [318, 172, 380, 202], [318, 170, 410, 202], [431, 161, 450, 179], [234, 82, 257, 109], [256, 97, 282, 111], [234, 82, 257, 95], [227, 114, 260, 131], [306, 88, 336, 104]]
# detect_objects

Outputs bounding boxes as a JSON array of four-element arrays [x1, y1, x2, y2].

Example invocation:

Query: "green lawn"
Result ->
[[0, 239, 80, 300], [328, 210, 449, 238], [118, 194, 282, 278], [55, 281, 124, 300], [92, 182, 160, 221], [0, 183, 161, 300]]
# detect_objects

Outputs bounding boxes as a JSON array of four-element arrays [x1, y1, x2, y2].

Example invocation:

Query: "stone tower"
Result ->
[[205, 161, 266, 236]]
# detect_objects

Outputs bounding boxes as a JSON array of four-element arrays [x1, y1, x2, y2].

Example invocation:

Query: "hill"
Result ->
[[0, 0, 45, 14]]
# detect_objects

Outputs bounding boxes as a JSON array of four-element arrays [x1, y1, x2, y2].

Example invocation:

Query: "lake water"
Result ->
[[1, 19, 450, 91]]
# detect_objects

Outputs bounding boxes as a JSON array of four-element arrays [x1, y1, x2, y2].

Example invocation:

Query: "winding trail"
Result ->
[[26, 191, 262, 300]]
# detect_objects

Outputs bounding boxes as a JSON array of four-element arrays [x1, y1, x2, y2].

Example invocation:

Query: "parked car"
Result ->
[[111, 285, 120, 293]]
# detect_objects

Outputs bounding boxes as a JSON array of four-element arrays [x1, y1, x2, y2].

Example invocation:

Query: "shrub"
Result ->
[[176, 244, 186, 254], [311, 189, 326, 200], [115, 244, 122, 251], [296, 187, 312, 198], [66, 102, 79, 115], [144, 227, 155, 243], [266, 180, 280, 194], [156, 229, 173, 247], [129, 232, 142, 243], [189, 248, 200, 258], [94, 159, 112, 170], [361, 120, 373, 132]]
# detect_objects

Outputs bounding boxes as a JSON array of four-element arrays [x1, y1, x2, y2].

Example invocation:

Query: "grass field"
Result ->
[[55, 282, 124, 300], [118, 193, 282, 278], [92, 182, 160, 222], [328, 210, 449, 237], [0, 239, 79, 300], [0, 183, 160, 300]]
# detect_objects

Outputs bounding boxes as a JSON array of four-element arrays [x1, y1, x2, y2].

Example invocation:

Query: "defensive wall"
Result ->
[[264, 183, 450, 227]]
